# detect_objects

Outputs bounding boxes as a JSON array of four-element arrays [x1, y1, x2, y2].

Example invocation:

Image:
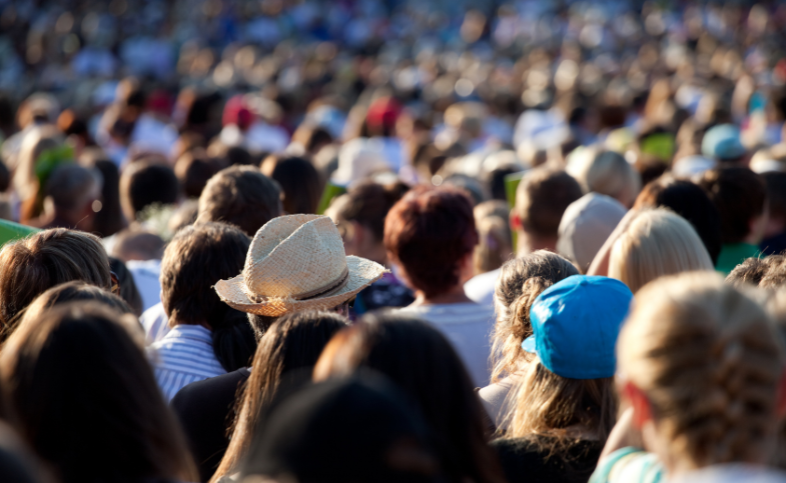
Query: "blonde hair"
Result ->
[[568, 149, 641, 207], [473, 200, 513, 275], [619, 272, 784, 467], [609, 209, 714, 293]]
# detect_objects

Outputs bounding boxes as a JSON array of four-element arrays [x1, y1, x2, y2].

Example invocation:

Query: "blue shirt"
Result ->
[[148, 325, 226, 401]]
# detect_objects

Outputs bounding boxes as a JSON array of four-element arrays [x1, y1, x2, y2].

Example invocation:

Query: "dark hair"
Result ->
[[763, 172, 786, 223], [634, 175, 723, 265], [0, 302, 196, 483], [0, 161, 10, 193], [314, 313, 506, 483], [698, 167, 767, 243], [333, 180, 409, 242], [45, 164, 101, 211], [22, 280, 134, 317], [174, 151, 219, 199], [120, 162, 179, 221], [108, 257, 144, 316], [0, 229, 111, 338], [212, 310, 349, 482], [263, 156, 321, 215], [385, 186, 478, 297], [224, 146, 254, 166], [726, 257, 775, 287], [88, 160, 126, 238], [197, 166, 282, 236], [514, 168, 583, 238]]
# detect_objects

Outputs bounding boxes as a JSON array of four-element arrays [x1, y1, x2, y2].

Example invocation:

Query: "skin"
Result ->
[[509, 212, 558, 256], [398, 252, 475, 307]]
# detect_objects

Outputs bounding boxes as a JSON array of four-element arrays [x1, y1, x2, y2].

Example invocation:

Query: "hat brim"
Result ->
[[521, 336, 537, 354], [215, 256, 388, 316]]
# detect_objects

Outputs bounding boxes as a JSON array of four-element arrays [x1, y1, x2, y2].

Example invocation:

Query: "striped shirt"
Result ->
[[148, 325, 226, 401]]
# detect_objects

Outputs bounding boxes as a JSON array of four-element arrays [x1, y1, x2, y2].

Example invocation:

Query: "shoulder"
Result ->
[[590, 448, 663, 483], [172, 368, 251, 412]]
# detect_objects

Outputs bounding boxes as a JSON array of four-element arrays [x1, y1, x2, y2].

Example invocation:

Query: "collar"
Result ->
[[165, 324, 212, 343]]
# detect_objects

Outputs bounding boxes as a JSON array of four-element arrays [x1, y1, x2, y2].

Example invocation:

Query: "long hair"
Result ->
[[210, 310, 349, 482], [0, 302, 196, 483], [314, 313, 507, 483]]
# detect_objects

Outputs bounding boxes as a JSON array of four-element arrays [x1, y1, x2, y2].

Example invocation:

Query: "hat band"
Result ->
[[248, 267, 350, 304]]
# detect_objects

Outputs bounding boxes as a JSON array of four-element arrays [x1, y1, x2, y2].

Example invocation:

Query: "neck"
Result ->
[[411, 285, 472, 306], [517, 231, 557, 256]]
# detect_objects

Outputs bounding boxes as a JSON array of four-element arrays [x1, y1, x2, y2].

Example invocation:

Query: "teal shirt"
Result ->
[[715, 243, 761, 276]]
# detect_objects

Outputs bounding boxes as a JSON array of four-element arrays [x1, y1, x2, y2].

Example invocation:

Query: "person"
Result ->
[[27, 164, 102, 232], [0, 228, 112, 340], [119, 161, 179, 223], [148, 222, 254, 400], [479, 251, 579, 430], [22, 280, 135, 318], [633, 175, 723, 265], [196, 165, 282, 237], [473, 200, 514, 275], [0, 302, 197, 483], [0, 422, 45, 483], [491, 275, 631, 483], [384, 186, 494, 386], [190, 311, 348, 483], [240, 375, 442, 483], [591, 272, 785, 483], [174, 150, 220, 199], [701, 123, 748, 164], [567, 150, 641, 208], [760, 171, 786, 256], [260, 155, 322, 215], [84, 157, 127, 237], [698, 166, 767, 274], [557, 193, 627, 273], [606, 209, 715, 294], [314, 313, 507, 483], [726, 254, 786, 290], [326, 179, 413, 316], [465, 167, 582, 306]]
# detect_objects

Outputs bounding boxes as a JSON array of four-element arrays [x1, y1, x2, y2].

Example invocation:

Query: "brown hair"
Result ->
[[473, 200, 513, 275], [514, 168, 583, 239], [330, 180, 410, 243], [119, 162, 179, 222], [726, 255, 786, 290], [0, 302, 196, 483], [698, 167, 767, 244], [197, 165, 282, 236], [260, 155, 322, 215], [0, 229, 111, 339], [491, 251, 579, 383], [211, 310, 348, 482], [619, 272, 784, 466]]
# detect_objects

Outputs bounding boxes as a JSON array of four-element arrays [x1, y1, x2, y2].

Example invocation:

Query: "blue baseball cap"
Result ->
[[521, 275, 633, 379], [701, 124, 746, 161]]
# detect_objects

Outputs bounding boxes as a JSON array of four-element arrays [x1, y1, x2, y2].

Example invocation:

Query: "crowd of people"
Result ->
[[2, 1, 786, 482]]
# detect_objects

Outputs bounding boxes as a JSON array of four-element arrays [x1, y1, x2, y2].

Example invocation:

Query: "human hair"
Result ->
[[726, 257, 776, 288], [609, 209, 714, 293], [514, 168, 583, 239], [634, 175, 723, 265], [0, 229, 111, 339], [111, 229, 165, 262], [211, 310, 349, 482], [174, 150, 219, 199], [384, 186, 478, 298], [698, 167, 767, 244], [571, 150, 641, 208], [197, 165, 282, 237], [87, 159, 126, 238], [20, 281, 134, 320], [261, 155, 322, 215], [330, 180, 409, 243], [119, 162, 179, 222], [45, 164, 102, 212], [314, 313, 507, 483], [108, 257, 144, 316], [618, 272, 784, 467], [0, 302, 197, 483], [473, 200, 513, 274], [764, 171, 786, 224], [491, 251, 579, 383]]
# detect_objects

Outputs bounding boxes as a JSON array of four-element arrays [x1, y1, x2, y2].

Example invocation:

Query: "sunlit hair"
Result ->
[[609, 209, 714, 293], [473, 200, 513, 275], [619, 272, 785, 467], [491, 251, 578, 383], [569, 150, 641, 208]]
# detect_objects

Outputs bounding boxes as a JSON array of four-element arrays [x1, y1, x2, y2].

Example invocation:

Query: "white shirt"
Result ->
[[148, 324, 226, 401], [464, 268, 501, 306], [126, 259, 162, 312], [140, 302, 170, 345], [396, 303, 495, 387]]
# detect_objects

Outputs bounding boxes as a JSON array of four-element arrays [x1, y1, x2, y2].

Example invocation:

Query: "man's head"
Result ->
[[197, 166, 283, 237], [698, 167, 767, 245], [44, 164, 102, 231], [119, 162, 179, 222]]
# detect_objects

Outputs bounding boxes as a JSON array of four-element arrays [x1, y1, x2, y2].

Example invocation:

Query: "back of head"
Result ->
[[87, 159, 125, 238], [119, 162, 179, 222], [262, 155, 321, 215], [111, 229, 165, 262], [609, 209, 714, 293], [0, 229, 111, 335], [197, 165, 282, 236], [0, 302, 195, 483], [514, 168, 583, 240], [763, 171, 786, 232], [726, 257, 776, 288], [634, 176, 723, 265], [473, 200, 513, 274], [698, 167, 766, 244], [330, 180, 409, 243], [174, 151, 219, 199], [619, 272, 784, 466], [571, 150, 641, 208], [44, 164, 102, 212], [557, 193, 627, 272], [22, 281, 134, 325]]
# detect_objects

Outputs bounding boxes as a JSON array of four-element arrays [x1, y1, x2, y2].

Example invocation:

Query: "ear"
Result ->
[[776, 370, 786, 418], [510, 212, 522, 231], [623, 380, 653, 429]]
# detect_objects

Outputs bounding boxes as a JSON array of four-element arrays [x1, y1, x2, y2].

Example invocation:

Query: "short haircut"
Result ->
[[385, 186, 478, 297], [197, 166, 282, 237], [174, 151, 219, 199], [698, 167, 767, 244], [763, 172, 786, 223], [726, 256, 777, 288], [514, 168, 583, 239], [570, 150, 641, 207], [329, 180, 409, 242], [160, 222, 250, 326], [45, 164, 102, 211], [120, 162, 179, 221], [0, 228, 111, 336]]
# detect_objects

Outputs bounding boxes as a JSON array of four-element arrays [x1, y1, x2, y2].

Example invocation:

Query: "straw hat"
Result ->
[[215, 214, 387, 316]]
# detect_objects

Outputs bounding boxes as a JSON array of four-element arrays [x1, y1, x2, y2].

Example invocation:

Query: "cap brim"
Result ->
[[215, 256, 387, 317], [521, 336, 537, 354]]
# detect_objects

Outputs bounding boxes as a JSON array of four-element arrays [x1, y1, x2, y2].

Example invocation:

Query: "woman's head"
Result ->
[[609, 209, 714, 293], [261, 155, 321, 215], [0, 229, 111, 338], [0, 302, 195, 483], [384, 186, 478, 297], [473, 200, 513, 275], [491, 251, 578, 382], [618, 272, 785, 470]]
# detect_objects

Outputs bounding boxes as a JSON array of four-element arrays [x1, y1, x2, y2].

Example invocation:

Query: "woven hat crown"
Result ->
[[243, 215, 348, 300]]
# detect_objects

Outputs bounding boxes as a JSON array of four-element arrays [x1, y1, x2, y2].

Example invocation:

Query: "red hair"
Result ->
[[385, 186, 478, 297]]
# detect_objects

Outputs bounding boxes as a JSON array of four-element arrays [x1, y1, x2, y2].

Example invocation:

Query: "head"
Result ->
[[108, 257, 144, 316], [174, 150, 219, 199], [111, 229, 165, 262], [762, 172, 786, 241], [726, 257, 776, 288], [511, 168, 582, 254], [698, 167, 767, 245], [261, 155, 321, 215], [473, 200, 513, 275], [0, 229, 111, 338], [491, 251, 579, 382], [385, 186, 478, 298], [84, 159, 126, 238], [0, 303, 195, 483], [702, 124, 747, 163], [119, 162, 179, 222], [618, 273, 785, 474], [20, 281, 134, 321], [213, 310, 349, 481], [569, 150, 641, 208], [634, 175, 723, 265], [557, 193, 627, 273], [43, 164, 102, 231], [197, 165, 282, 237], [314, 313, 505, 483], [609, 209, 715, 293]]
